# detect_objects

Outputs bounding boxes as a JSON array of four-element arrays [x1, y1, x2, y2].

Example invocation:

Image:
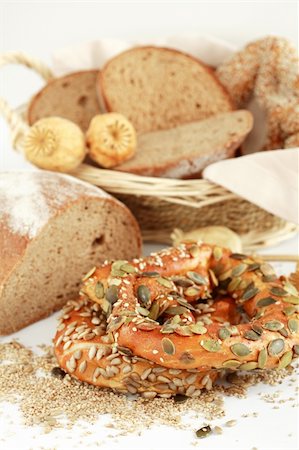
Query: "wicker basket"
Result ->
[[0, 52, 297, 249]]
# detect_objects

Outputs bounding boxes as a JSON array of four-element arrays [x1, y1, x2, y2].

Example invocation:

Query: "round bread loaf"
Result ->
[[0, 171, 141, 335]]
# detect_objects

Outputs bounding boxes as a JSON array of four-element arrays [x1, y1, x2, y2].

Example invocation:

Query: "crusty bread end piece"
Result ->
[[0, 172, 141, 335], [98, 46, 233, 133], [115, 110, 253, 178], [28, 70, 101, 131]]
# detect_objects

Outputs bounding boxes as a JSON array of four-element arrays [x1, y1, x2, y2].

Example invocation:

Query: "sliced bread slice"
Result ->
[[98, 46, 233, 134], [0, 171, 141, 335], [115, 110, 253, 178], [28, 70, 101, 131]]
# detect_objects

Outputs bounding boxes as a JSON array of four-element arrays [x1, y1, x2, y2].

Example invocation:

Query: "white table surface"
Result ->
[[0, 2, 299, 449]]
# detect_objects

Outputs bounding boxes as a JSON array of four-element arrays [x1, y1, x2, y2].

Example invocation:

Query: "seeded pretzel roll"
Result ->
[[54, 298, 218, 397], [54, 242, 299, 395]]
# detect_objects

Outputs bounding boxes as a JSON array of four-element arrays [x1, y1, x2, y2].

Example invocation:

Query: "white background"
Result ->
[[0, 2, 298, 450]]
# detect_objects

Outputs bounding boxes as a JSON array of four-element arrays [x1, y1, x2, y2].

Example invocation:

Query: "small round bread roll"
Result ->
[[86, 113, 137, 168], [24, 117, 86, 172]]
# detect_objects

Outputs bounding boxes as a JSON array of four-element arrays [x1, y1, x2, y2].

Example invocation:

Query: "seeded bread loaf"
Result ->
[[98, 46, 233, 133], [28, 70, 101, 131], [0, 171, 141, 335], [115, 110, 253, 178]]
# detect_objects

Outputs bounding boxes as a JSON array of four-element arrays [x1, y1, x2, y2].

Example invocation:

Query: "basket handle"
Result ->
[[0, 52, 54, 151]]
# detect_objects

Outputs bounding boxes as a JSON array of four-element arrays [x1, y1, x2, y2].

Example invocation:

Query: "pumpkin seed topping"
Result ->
[[186, 271, 207, 285], [200, 339, 221, 352], [283, 281, 298, 296], [157, 277, 173, 288], [247, 262, 260, 272], [105, 285, 118, 304], [175, 326, 193, 337], [189, 244, 200, 257], [239, 361, 258, 370], [281, 296, 299, 305], [244, 330, 260, 341], [148, 302, 160, 321], [190, 323, 207, 335], [95, 281, 104, 299], [213, 247, 223, 261], [263, 320, 284, 331], [227, 277, 241, 292], [268, 339, 285, 356], [196, 425, 211, 438], [136, 306, 150, 317], [218, 327, 231, 340], [231, 253, 247, 260], [279, 327, 289, 338], [242, 286, 260, 301], [257, 297, 277, 307], [278, 351, 293, 369], [173, 278, 193, 288], [258, 348, 268, 368], [165, 306, 189, 316], [231, 343, 251, 357], [270, 286, 288, 297], [283, 306, 297, 316], [111, 260, 127, 277], [161, 337, 175, 355], [120, 263, 136, 274], [137, 285, 151, 305], [184, 286, 201, 297], [231, 264, 247, 277], [252, 324, 263, 335], [288, 318, 299, 333], [141, 271, 160, 277], [222, 360, 240, 368], [260, 263, 275, 277]]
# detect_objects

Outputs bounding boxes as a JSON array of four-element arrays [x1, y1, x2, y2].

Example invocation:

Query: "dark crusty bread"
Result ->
[[98, 46, 233, 134], [28, 70, 101, 131], [0, 171, 141, 335], [115, 110, 253, 178]]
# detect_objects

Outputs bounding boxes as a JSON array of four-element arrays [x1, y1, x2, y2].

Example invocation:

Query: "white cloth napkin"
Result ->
[[51, 35, 299, 225]]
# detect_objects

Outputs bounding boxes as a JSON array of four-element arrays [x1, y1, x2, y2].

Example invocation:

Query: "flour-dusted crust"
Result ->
[[98, 46, 234, 133], [0, 171, 141, 335]]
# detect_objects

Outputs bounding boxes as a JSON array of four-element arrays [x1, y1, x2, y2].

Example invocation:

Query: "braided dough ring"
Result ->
[[54, 242, 299, 396], [217, 36, 299, 150]]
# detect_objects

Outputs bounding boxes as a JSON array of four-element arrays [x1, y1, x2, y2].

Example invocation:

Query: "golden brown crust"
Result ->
[[54, 242, 299, 396]]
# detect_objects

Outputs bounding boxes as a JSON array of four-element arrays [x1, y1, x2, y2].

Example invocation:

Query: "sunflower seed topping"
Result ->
[[281, 296, 299, 305], [283, 306, 297, 316], [242, 286, 260, 301], [173, 278, 193, 288], [189, 244, 200, 257], [82, 266, 96, 281]]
